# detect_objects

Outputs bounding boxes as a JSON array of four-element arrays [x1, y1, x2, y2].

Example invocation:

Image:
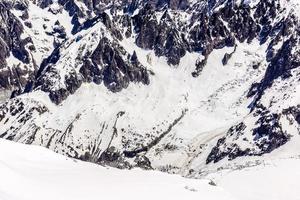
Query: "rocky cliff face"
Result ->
[[0, 0, 299, 176], [0, 1, 37, 101]]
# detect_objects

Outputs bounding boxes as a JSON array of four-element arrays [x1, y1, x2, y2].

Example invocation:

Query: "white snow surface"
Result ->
[[0, 139, 234, 200], [1, 139, 300, 200], [208, 157, 300, 200]]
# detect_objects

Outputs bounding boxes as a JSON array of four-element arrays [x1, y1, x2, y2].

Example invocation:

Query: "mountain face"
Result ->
[[0, 0, 299, 176], [0, 0, 36, 101]]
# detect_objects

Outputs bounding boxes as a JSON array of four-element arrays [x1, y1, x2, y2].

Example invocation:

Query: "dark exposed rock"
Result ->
[[150, 0, 189, 10], [49, 88, 69, 105], [33, 33, 149, 104], [247, 82, 260, 98], [98, 146, 132, 169], [134, 155, 153, 170], [133, 6, 188, 65], [79, 60, 102, 84], [52, 21, 67, 40], [0, 98, 48, 131], [13, 0, 29, 11], [207, 108, 291, 164], [282, 106, 300, 125], [256, 36, 300, 100], [24, 21, 32, 28], [222, 45, 237, 65], [91, 37, 149, 92], [192, 56, 207, 77], [0, 2, 36, 95]]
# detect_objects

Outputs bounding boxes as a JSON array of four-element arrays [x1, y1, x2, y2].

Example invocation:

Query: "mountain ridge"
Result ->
[[0, 0, 299, 177]]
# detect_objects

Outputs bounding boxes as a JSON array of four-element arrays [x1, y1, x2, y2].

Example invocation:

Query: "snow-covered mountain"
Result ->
[[0, 0, 299, 178]]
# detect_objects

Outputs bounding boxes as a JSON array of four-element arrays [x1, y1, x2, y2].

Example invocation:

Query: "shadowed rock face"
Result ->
[[133, 7, 189, 65], [139, 0, 190, 9], [32, 33, 149, 104], [207, 111, 291, 164], [0, 1, 36, 94], [92, 38, 149, 92]]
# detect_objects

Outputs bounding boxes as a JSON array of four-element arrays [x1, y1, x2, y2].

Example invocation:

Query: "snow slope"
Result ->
[[1, 139, 300, 200], [208, 157, 300, 200], [0, 139, 234, 200]]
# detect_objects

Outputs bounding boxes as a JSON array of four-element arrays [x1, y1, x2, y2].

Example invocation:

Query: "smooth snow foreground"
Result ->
[[0, 139, 233, 200], [1, 139, 300, 200], [210, 158, 300, 200]]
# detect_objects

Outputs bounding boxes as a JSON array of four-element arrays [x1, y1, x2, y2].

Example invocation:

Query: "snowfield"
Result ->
[[212, 158, 300, 200], [1, 139, 300, 200], [0, 139, 234, 200]]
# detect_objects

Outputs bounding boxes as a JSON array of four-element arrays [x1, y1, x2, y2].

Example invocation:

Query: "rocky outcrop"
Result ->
[[132, 5, 188, 65], [283, 106, 300, 126], [206, 105, 291, 164], [33, 30, 149, 104], [0, 1, 36, 97], [0, 98, 48, 141]]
